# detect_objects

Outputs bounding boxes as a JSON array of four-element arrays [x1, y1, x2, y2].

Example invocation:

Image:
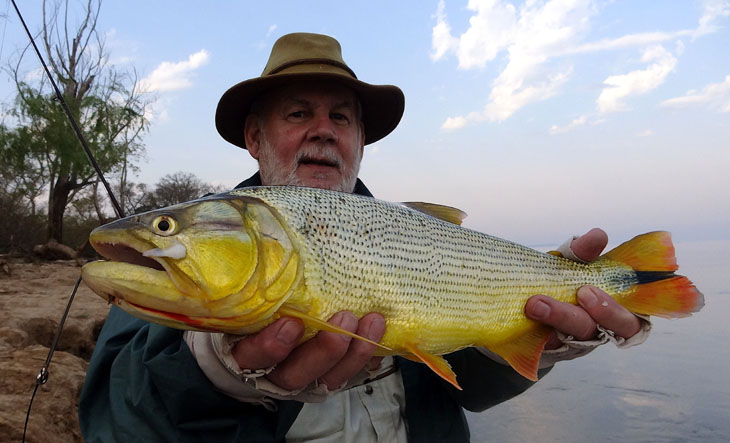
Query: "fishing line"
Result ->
[[22, 276, 82, 443], [11, 1, 126, 440], [11, 0, 126, 219]]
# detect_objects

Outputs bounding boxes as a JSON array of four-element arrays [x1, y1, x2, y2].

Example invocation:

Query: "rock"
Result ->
[[0, 345, 87, 443], [0, 262, 111, 442]]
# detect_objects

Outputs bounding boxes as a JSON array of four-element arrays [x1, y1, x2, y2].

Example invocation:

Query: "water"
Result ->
[[466, 240, 730, 442]]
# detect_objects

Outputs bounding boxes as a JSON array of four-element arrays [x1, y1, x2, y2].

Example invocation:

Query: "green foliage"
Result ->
[[1, 0, 151, 244], [0, 170, 223, 255]]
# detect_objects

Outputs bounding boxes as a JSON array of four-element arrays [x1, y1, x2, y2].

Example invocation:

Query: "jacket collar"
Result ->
[[235, 172, 373, 197]]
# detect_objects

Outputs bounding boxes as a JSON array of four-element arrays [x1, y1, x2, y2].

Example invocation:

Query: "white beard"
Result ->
[[257, 134, 361, 193]]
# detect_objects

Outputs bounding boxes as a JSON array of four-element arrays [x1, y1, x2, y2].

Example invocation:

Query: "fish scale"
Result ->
[[82, 186, 703, 386], [231, 187, 632, 352]]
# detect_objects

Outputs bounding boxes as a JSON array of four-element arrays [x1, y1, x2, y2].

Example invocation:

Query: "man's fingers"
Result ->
[[576, 286, 641, 339], [525, 295, 597, 341], [571, 228, 608, 262], [266, 311, 357, 391], [318, 313, 386, 389], [231, 317, 304, 370]]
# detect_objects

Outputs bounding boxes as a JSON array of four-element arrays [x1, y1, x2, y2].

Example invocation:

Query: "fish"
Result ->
[[81, 186, 704, 389]]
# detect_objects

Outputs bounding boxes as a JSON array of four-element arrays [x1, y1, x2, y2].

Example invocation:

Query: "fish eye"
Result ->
[[152, 215, 177, 236]]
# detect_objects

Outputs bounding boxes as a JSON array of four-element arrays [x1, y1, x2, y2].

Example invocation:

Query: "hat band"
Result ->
[[267, 58, 357, 79]]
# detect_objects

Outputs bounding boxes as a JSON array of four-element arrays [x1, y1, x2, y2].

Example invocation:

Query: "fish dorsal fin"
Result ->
[[401, 202, 467, 225], [277, 305, 392, 352]]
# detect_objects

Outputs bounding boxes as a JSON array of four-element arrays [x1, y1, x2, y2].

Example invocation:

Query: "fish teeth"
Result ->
[[142, 240, 187, 259]]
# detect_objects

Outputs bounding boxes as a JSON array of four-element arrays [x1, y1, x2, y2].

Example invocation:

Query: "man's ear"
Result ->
[[244, 115, 262, 159]]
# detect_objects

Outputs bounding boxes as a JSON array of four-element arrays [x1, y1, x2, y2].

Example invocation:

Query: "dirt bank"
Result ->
[[0, 260, 110, 443]]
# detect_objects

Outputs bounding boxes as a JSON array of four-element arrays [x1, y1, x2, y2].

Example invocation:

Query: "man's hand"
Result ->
[[231, 311, 385, 391], [525, 228, 642, 349]]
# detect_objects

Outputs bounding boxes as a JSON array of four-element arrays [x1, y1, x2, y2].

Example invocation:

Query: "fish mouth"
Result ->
[[92, 241, 165, 271], [107, 293, 217, 332], [85, 229, 204, 305]]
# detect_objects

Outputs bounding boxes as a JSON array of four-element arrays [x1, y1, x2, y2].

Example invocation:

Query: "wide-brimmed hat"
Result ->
[[215, 32, 405, 149]]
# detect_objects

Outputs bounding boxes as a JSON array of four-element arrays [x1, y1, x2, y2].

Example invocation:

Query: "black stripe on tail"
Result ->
[[635, 271, 677, 285]]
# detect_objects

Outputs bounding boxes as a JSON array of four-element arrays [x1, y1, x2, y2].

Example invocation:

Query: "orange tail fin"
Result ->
[[602, 232, 704, 318]]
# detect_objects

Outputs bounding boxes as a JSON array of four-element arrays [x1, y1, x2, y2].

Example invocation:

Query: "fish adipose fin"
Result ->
[[488, 324, 553, 382], [602, 231, 704, 318], [403, 342, 462, 390], [277, 306, 392, 351]]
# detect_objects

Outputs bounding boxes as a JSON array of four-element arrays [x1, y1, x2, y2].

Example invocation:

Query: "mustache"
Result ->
[[295, 145, 343, 169]]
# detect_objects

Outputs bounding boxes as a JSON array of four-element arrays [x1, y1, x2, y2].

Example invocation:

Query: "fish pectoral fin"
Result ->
[[400, 202, 467, 225], [276, 306, 391, 352], [487, 324, 552, 382], [403, 342, 462, 391]]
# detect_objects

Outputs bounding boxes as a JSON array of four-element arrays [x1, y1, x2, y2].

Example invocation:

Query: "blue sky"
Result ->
[[2, 0, 729, 246]]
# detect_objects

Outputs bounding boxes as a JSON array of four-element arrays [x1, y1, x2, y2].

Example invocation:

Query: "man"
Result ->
[[79, 33, 649, 442]]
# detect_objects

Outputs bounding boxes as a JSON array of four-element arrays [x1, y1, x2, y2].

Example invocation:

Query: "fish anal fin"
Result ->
[[403, 342, 462, 391], [488, 324, 552, 382], [401, 202, 467, 225], [277, 305, 391, 352]]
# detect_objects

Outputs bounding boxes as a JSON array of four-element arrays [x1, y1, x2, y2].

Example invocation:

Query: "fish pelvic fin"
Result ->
[[601, 231, 704, 318], [487, 324, 552, 382], [403, 342, 462, 390], [276, 305, 392, 352]]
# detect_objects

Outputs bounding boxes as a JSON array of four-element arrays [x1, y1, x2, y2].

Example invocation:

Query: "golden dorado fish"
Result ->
[[81, 186, 703, 389]]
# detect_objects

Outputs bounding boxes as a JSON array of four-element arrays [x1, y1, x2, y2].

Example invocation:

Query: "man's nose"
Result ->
[[306, 114, 338, 143]]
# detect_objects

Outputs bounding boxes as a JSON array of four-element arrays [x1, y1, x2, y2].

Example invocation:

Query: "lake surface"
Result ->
[[466, 240, 730, 443]]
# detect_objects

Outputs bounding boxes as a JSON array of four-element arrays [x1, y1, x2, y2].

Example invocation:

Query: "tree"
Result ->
[[2, 0, 151, 244], [141, 172, 225, 211]]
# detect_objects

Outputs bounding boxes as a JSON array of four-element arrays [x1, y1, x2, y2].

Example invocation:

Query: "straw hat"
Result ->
[[215, 32, 405, 149]]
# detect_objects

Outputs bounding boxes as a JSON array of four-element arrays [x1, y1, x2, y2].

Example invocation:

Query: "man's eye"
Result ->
[[332, 113, 350, 123], [288, 111, 305, 119]]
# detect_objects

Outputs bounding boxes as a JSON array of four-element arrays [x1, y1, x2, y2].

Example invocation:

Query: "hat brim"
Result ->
[[215, 72, 404, 149]]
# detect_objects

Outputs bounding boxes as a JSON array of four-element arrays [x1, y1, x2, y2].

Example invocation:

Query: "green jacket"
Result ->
[[79, 174, 549, 442]]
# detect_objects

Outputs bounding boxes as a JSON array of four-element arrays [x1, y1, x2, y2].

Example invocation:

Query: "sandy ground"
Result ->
[[0, 260, 111, 443]]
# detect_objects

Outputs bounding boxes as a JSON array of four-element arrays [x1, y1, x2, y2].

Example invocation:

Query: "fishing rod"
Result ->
[[10, 1, 126, 441]]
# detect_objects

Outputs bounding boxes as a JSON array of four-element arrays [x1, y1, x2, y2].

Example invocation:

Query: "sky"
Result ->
[[2, 0, 729, 246]]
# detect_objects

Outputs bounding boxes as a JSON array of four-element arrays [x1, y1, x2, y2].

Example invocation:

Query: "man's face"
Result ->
[[244, 82, 365, 192]]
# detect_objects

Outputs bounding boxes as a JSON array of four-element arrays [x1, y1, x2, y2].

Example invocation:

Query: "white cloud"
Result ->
[[432, 0, 728, 130], [564, 1, 728, 52], [23, 67, 45, 83], [597, 45, 677, 113], [661, 75, 730, 112], [435, 0, 594, 128], [568, 31, 687, 54], [107, 56, 133, 65], [485, 66, 573, 122], [266, 24, 278, 37], [695, 0, 730, 38], [431, 0, 459, 61], [140, 50, 210, 93], [442, 114, 473, 130], [454, 0, 517, 69], [549, 114, 587, 134], [637, 129, 653, 137]]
